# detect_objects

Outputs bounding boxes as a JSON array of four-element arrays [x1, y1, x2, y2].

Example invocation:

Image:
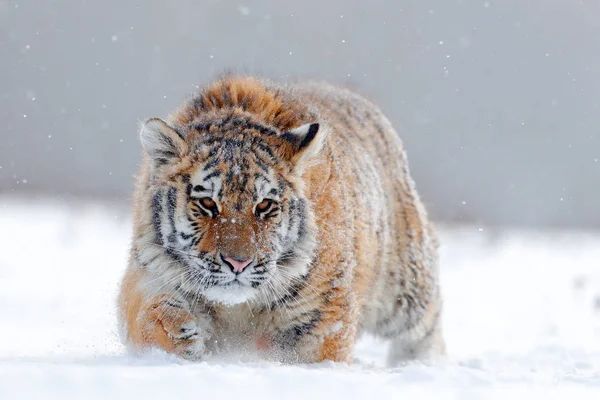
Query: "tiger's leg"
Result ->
[[363, 287, 444, 366], [272, 316, 359, 364], [374, 266, 446, 366], [386, 304, 445, 365], [362, 242, 445, 365], [117, 267, 213, 360], [383, 220, 446, 365], [271, 287, 360, 364]]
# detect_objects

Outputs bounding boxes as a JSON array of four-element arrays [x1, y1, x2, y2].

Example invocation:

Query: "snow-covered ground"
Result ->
[[1, 197, 599, 399]]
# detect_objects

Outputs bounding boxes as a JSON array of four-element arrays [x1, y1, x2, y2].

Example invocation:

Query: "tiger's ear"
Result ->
[[280, 123, 325, 168], [140, 118, 187, 166]]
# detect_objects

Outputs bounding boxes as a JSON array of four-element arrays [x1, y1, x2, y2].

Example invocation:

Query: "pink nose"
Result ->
[[223, 257, 253, 273]]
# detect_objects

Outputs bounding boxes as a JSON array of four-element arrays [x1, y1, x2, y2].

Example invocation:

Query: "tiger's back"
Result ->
[[290, 82, 443, 361], [118, 76, 443, 364]]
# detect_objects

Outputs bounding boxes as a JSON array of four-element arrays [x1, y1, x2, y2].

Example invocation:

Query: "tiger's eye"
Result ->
[[256, 199, 272, 211], [200, 197, 216, 209]]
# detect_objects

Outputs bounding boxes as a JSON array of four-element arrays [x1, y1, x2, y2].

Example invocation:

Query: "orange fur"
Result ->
[[118, 76, 443, 364]]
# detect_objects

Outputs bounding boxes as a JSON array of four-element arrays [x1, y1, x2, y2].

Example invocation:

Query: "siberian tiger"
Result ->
[[117, 76, 444, 364]]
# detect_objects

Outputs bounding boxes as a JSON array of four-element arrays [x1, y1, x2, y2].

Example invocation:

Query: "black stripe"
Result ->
[[161, 135, 176, 154], [245, 122, 279, 137], [296, 198, 307, 242], [203, 156, 220, 171], [191, 235, 203, 247], [167, 187, 177, 243], [253, 141, 278, 161], [201, 137, 227, 146], [268, 277, 307, 309], [135, 252, 159, 268], [277, 249, 300, 268], [192, 122, 212, 132], [152, 190, 164, 245], [275, 309, 322, 348], [191, 206, 210, 218], [212, 116, 280, 137], [288, 197, 297, 217], [164, 299, 186, 310], [250, 151, 273, 173], [204, 170, 221, 180], [173, 127, 186, 141], [154, 149, 178, 160], [180, 231, 194, 240], [165, 247, 185, 264], [264, 207, 280, 219], [240, 173, 249, 192]]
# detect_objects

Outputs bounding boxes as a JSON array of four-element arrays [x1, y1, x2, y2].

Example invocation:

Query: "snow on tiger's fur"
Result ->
[[117, 76, 444, 364]]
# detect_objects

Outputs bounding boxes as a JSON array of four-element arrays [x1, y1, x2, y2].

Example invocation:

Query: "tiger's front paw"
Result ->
[[138, 295, 209, 360]]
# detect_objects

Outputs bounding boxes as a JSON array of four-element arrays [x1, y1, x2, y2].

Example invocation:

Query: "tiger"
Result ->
[[117, 75, 444, 365]]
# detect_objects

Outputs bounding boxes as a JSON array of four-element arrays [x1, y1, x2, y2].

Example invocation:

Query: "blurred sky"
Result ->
[[1, 0, 599, 228]]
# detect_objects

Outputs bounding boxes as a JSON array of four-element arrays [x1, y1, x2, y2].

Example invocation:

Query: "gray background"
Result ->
[[2, 0, 599, 228]]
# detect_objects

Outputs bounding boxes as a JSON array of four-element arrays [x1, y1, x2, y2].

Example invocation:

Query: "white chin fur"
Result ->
[[201, 284, 258, 305]]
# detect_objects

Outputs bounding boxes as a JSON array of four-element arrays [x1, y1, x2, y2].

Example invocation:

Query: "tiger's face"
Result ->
[[140, 117, 322, 305]]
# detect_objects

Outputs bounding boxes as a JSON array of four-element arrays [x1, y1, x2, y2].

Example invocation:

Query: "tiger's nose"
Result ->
[[222, 256, 253, 273]]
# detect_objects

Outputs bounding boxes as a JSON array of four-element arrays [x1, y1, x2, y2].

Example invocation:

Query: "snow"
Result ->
[[1, 197, 600, 399]]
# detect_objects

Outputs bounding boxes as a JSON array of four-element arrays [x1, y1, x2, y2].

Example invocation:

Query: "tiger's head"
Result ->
[[137, 114, 325, 305]]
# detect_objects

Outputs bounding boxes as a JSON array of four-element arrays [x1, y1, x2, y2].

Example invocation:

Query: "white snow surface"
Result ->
[[1, 197, 600, 399]]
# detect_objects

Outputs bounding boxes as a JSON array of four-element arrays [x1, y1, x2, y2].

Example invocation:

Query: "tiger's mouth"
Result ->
[[216, 269, 267, 289], [167, 247, 299, 305], [176, 255, 274, 303], [199, 276, 263, 305]]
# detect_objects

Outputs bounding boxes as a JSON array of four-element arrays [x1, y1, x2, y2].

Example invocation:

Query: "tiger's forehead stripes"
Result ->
[[192, 117, 280, 138], [184, 124, 296, 203], [254, 174, 280, 200]]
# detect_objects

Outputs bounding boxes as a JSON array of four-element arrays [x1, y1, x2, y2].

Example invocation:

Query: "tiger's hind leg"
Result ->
[[385, 308, 445, 366], [361, 260, 445, 366], [382, 222, 446, 366]]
